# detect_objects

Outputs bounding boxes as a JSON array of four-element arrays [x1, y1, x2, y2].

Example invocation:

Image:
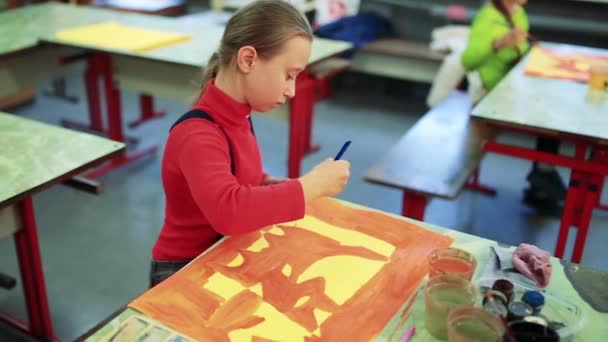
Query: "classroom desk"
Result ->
[[472, 43, 608, 264], [77, 199, 608, 341], [0, 112, 124, 341], [472, 43, 608, 263], [0, 3, 353, 180]]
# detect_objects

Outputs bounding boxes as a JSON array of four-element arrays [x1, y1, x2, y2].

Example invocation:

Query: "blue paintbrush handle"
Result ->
[[334, 141, 351, 160]]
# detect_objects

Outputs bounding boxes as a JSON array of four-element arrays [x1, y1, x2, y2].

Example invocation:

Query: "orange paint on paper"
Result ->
[[129, 198, 454, 341], [430, 258, 473, 276]]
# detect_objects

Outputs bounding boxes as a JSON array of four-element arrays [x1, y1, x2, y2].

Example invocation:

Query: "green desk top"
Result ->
[[82, 201, 608, 342], [472, 43, 608, 143], [0, 3, 352, 66], [0, 3, 117, 55], [0, 112, 124, 207]]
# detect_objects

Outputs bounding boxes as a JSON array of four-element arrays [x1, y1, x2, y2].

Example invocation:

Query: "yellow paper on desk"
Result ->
[[54, 21, 190, 52], [525, 45, 608, 83]]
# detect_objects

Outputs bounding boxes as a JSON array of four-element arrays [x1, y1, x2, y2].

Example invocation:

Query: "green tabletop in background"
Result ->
[[0, 3, 352, 66], [472, 43, 608, 143], [0, 112, 124, 207]]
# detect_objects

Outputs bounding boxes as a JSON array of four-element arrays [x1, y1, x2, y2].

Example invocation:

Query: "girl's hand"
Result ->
[[298, 159, 350, 201], [493, 28, 528, 51]]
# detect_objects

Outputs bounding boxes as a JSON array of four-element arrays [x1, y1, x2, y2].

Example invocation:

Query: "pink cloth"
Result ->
[[512, 243, 552, 288]]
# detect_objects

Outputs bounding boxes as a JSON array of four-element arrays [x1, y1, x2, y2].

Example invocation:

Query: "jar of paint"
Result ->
[[428, 248, 477, 280], [492, 279, 515, 304], [424, 274, 477, 340], [482, 290, 509, 318], [508, 321, 559, 342], [522, 290, 545, 315], [447, 307, 506, 342]]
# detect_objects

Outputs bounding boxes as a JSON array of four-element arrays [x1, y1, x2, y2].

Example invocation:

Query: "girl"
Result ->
[[462, 0, 565, 215], [150, 0, 351, 287]]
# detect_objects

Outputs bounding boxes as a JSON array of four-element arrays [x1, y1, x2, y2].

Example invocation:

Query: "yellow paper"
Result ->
[[525, 45, 608, 83], [55, 21, 190, 52]]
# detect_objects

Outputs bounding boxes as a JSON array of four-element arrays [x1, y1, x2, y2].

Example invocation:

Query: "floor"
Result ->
[[1, 69, 607, 341]]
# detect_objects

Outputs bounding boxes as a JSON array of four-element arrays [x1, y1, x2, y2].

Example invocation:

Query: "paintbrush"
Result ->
[[399, 326, 416, 342]]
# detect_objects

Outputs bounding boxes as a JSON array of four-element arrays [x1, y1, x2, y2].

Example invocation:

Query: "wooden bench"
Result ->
[[351, 38, 446, 84], [0, 88, 35, 111], [364, 91, 496, 220]]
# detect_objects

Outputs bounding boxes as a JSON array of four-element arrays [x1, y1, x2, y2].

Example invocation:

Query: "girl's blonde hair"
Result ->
[[196, 0, 313, 101]]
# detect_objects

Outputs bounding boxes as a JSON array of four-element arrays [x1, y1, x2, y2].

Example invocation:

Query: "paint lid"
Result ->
[[482, 290, 509, 307], [522, 290, 545, 309], [523, 316, 549, 327], [508, 301, 533, 321], [492, 279, 514, 302]]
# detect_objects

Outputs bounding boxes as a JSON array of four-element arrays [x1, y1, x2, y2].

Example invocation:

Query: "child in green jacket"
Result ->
[[462, 0, 565, 215]]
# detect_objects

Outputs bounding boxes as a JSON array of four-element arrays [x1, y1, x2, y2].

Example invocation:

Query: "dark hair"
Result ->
[[492, 0, 523, 57], [492, 0, 515, 27], [195, 0, 313, 102]]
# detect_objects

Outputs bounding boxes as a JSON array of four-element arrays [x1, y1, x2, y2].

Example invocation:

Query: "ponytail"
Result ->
[[194, 51, 221, 104]]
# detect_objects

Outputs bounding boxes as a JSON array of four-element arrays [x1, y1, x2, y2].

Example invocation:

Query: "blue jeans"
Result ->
[[149, 259, 192, 288]]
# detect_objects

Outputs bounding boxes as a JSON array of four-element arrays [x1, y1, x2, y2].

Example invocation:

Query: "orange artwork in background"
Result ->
[[525, 45, 608, 83], [129, 198, 454, 341]]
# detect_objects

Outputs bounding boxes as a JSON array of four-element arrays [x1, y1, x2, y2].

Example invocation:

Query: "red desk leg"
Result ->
[[402, 192, 428, 221], [299, 72, 320, 156], [555, 171, 585, 260], [597, 175, 608, 211], [61, 53, 105, 134], [554, 143, 604, 263], [85, 56, 104, 133], [128, 94, 167, 129], [84, 53, 157, 180], [316, 76, 334, 101], [465, 167, 497, 196], [62, 54, 138, 149], [595, 149, 608, 211], [570, 174, 602, 263], [288, 71, 317, 178], [555, 144, 587, 260], [0, 197, 57, 341], [569, 148, 608, 262]]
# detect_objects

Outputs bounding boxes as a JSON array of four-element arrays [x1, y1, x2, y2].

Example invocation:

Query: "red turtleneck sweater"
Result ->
[[152, 80, 305, 260]]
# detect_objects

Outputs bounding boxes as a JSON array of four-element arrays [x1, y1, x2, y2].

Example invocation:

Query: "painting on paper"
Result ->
[[525, 45, 608, 83], [129, 198, 453, 341]]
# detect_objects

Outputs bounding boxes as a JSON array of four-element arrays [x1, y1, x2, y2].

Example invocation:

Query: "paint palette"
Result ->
[[478, 276, 584, 340]]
